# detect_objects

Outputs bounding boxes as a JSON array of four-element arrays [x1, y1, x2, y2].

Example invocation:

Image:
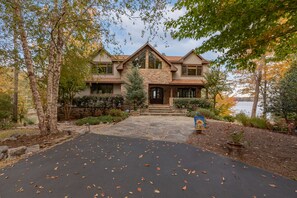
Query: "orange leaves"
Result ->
[[216, 94, 236, 116]]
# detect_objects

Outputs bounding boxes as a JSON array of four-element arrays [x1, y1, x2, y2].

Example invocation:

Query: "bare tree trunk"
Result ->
[[12, 27, 19, 123], [251, 56, 264, 118], [48, 0, 66, 133], [14, 0, 47, 134], [46, 40, 55, 132], [262, 61, 267, 119]]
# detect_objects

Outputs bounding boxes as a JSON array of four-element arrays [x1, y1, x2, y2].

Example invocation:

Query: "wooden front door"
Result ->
[[150, 87, 163, 104]]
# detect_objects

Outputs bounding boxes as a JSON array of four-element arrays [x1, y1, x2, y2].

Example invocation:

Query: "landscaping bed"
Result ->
[[0, 130, 73, 149], [0, 128, 77, 168], [187, 120, 297, 180]]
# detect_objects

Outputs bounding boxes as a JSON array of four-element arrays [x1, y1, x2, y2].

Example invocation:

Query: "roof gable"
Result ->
[[179, 50, 209, 65], [91, 48, 112, 63], [117, 43, 177, 71]]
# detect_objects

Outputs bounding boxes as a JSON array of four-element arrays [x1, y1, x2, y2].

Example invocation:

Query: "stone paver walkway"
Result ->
[[91, 116, 195, 142], [1, 134, 296, 198]]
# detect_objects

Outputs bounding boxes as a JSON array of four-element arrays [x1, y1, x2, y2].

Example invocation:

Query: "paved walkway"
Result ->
[[91, 116, 195, 142], [0, 134, 296, 197]]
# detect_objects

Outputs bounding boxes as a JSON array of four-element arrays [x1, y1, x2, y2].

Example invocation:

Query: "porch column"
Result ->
[[169, 87, 173, 106]]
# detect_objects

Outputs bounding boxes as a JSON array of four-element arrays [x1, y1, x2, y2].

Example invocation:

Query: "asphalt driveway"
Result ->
[[0, 133, 296, 197]]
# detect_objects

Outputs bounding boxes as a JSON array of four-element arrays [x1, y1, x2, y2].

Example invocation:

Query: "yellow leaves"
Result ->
[[216, 95, 237, 116]]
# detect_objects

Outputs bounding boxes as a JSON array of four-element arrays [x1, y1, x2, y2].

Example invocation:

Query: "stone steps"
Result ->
[[140, 112, 186, 116], [140, 105, 187, 116]]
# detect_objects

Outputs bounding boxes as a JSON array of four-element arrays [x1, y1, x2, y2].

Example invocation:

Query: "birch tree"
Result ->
[[0, 0, 167, 134]]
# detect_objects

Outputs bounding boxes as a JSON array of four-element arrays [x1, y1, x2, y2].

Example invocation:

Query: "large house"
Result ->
[[79, 43, 209, 106]]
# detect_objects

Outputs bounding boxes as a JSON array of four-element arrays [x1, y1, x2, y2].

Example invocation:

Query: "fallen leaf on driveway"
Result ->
[[269, 184, 277, 188], [17, 187, 24, 192]]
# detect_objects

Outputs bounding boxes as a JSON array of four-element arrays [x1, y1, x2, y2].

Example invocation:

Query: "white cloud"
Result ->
[[105, 4, 219, 61]]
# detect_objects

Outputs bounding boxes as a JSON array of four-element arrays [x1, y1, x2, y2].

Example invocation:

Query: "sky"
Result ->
[[104, 3, 219, 61]]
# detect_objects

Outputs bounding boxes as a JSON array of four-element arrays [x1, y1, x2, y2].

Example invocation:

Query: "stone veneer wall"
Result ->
[[120, 48, 172, 104]]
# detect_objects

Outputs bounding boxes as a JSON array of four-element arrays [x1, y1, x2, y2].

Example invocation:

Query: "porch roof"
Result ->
[[86, 78, 124, 84], [169, 79, 205, 86]]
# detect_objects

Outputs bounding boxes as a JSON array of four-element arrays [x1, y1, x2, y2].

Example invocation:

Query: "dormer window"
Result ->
[[93, 63, 113, 75], [132, 51, 146, 68], [182, 65, 202, 76], [149, 51, 162, 69]]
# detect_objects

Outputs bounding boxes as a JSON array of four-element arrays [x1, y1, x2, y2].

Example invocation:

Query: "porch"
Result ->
[[148, 84, 205, 106]]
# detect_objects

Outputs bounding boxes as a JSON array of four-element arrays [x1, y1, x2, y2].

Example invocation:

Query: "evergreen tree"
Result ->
[[268, 62, 297, 122], [125, 68, 146, 110]]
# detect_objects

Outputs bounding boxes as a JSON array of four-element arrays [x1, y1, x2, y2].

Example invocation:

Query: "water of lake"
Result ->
[[232, 101, 262, 116]]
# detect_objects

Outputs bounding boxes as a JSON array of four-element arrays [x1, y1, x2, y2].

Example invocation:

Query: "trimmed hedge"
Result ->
[[173, 98, 211, 110], [73, 95, 124, 113]]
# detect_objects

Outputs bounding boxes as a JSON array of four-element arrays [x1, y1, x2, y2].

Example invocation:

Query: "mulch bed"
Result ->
[[0, 131, 74, 149], [187, 120, 297, 180]]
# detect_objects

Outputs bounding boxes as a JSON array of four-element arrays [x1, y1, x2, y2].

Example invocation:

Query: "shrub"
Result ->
[[250, 117, 268, 129], [230, 131, 244, 144], [272, 118, 288, 133], [187, 108, 223, 120], [0, 119, 14, 130], [0, 93, 12, 121], [235, 112, 251, 127], [174, 98, 211, 110], [223, 115, 235, 122], [197, 108, 217, 119], [108, 109, 124, 117], [23, 117, 35, 125], [72, 95, 124, 115], [75, 112, 128, 126]]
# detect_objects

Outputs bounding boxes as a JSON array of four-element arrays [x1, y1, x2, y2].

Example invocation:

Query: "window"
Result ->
[[93, 64, 113, 74], [177, 88, 196, 98], [132, 51, 146, 68], [181, 65, 202, 76], [149, 51, 162, 69], [91, 83, 113, 94]]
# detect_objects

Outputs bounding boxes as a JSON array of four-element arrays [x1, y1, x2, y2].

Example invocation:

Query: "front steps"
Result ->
[[140, 105, 187, 116]]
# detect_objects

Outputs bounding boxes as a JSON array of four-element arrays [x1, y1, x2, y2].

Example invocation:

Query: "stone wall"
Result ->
[[121, 48, 172, 104]]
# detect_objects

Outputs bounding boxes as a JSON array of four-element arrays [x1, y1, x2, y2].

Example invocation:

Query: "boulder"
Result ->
[[10, 134, 21, 139], [26, 144, 40, 154], [2, 136, 17, 142], [0, 146, 8, 160], [8, 146, 27, 157]]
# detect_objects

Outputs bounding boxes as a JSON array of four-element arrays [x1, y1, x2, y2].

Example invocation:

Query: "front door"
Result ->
[[150, 87, 163, 104]]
